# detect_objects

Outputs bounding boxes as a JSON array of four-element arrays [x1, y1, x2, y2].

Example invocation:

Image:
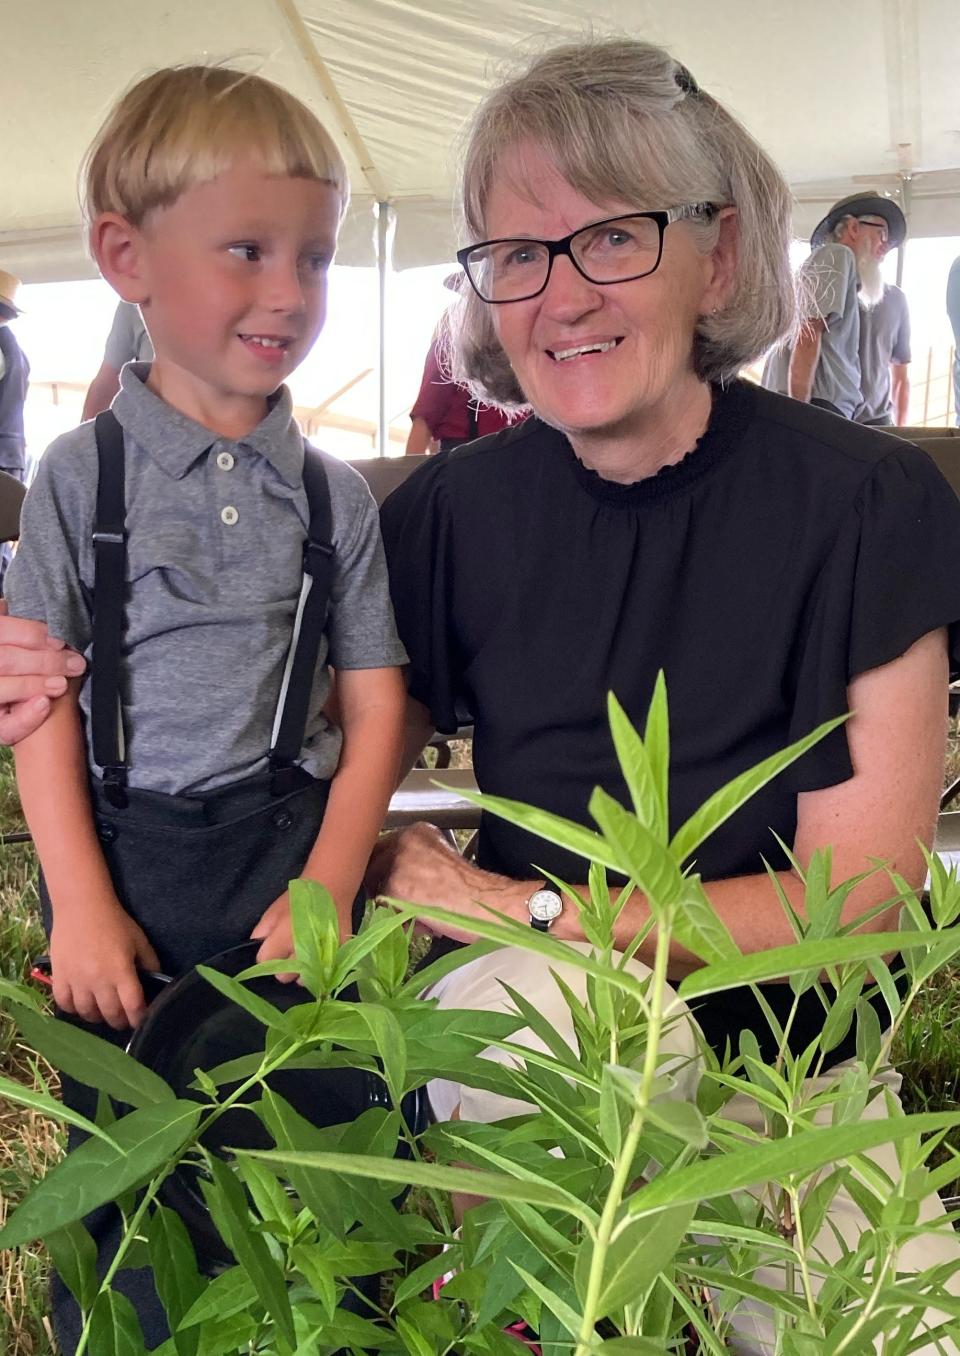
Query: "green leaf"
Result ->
[[642, 672, 670, 835], [239, 1147, 598, 1227], [599, 1067, 625, 1161], [669, 879, 740, 966], [390, 1250, 457, 1307], [87, 1290, 149, 1355], [433, 784, 621, 871], [290, 1243, 338, 1320], [179, 1266, 257, 1328], [203, 1156, 296, 1349], [0, 978, 45, 1011], [595, 1337, 670, 1356], [626, 1110, 960, 1219], [388, 899, 652, 1008], [0, 1069, 117, 1145], [335, 907, 411, 988], [498, 981, 584, 1072], [856, 996, 883, 1069], [607, 691, 664, 839], [588, 787, 685, 911], [670, 715, 847, 864], [7, 1002, 175, 1107], [0, 1100, 202, 1247], [512, 1263, 584, 1339], [290, 877, 339, 993], [195, 965, 288, 1032], [44, 1219, 98, 1312], [585, 1201, 694, 1313], [147, 1205, 204, 1356], [233, 1155, 297, 1236], [397, 938, 499, 998], [359, 1004, 407, 1105], [820, 965, 867, 1055], [644, 1099, 708, 1149], [924, 847, 960, 928], [678, 929, 959, 999]]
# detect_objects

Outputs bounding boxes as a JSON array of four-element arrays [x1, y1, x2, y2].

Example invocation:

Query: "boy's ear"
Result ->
[[89, 213, 151, 304]]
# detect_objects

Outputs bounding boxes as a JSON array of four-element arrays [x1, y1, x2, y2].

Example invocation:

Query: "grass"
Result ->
[[0, 747, 60, 1356], [3, 731, 960, 1352]]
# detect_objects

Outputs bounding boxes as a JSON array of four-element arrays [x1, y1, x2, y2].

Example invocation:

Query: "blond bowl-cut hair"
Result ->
[[447, 38, 796, 409], [83, 65, 350, 229]]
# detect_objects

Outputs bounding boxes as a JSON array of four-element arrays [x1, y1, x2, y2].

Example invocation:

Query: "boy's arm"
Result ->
[[252, 664, 406, 960], [14, 682, 159, 1029]]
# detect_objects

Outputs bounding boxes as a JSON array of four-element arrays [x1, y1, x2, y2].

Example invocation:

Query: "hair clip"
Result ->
[[674, 64, 701, 97]]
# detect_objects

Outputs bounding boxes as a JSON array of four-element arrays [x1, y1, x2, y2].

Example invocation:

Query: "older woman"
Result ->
[[3, 35, 960, 1350], [370, 37, 960, 1348]]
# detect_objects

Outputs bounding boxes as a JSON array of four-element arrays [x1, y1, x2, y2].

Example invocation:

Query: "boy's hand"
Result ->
[[251, 892, 298, 983], [50, 900, 160, 1030]]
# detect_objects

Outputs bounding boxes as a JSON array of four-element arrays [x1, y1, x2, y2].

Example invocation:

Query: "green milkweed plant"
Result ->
[[2, 677, 960, 1354]]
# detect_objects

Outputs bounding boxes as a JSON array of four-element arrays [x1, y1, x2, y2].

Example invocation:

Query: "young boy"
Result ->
[[5, 65, 408, 1349]]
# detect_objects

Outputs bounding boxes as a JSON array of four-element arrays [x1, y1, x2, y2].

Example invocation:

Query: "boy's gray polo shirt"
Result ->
[[6, 364, 407, 795]]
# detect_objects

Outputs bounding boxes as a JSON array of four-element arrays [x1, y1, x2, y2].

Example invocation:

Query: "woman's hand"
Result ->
[[0, 605, 86, 744], [368, 822, 531, 942]]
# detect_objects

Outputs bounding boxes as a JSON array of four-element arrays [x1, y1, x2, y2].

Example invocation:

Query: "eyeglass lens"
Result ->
[[465, 215, 664, 301]]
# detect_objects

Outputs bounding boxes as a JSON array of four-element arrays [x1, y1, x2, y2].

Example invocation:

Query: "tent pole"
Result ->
[[375, 201, 396, 458], [895, 176, 911, 289]]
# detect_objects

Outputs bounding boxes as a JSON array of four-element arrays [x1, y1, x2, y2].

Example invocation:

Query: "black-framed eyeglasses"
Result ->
[[856, 217, 890, 244], [456, 203, 720, 304]]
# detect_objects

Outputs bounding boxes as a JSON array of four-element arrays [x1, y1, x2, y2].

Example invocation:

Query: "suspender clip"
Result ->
[[303, 539, 334, 575], [102, 765, 129, 810], [93, 530, 125, 546]]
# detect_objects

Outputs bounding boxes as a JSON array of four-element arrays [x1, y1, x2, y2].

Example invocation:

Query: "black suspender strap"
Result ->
[[268, 445, 334, 795], [90, 422, 333, 804], [91, 411, 129, 808]]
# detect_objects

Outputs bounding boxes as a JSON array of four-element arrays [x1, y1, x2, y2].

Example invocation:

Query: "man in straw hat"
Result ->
[[762, 191, 906, 420]]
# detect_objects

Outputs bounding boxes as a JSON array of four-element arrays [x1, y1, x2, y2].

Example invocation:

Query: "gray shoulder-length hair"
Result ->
[[446, 38, 796, 409]]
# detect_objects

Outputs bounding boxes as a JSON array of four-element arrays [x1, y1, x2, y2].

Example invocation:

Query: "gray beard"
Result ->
[[856, 251, 885, 309]]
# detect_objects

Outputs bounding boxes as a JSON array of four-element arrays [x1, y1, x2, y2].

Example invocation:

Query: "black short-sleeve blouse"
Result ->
[[380, 380, 960, 1059]]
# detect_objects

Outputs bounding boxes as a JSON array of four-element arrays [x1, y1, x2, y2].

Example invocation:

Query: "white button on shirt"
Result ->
[[216, 451, 235, 471], [220, 505, 239, 526]]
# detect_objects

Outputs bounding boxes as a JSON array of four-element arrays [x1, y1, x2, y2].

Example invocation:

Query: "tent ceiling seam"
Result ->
[[271, 0, 390, 202]]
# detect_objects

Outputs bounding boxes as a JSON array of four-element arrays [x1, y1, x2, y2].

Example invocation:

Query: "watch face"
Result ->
[[528, 889, 563, 922]]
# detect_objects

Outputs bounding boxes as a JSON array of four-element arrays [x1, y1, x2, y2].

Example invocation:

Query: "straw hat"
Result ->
[[810, 192, 907, 250], [0, 270, 23, 316]]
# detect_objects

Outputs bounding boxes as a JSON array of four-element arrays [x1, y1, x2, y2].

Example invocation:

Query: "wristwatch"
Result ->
[[527, 885, 563, 932]]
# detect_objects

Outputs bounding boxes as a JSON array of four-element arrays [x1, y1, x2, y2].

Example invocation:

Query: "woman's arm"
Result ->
[[0, 607, 86, 744], [252, 664, 407, 958], [13, 681, 159, 1028], [374, 629, 948, 973]]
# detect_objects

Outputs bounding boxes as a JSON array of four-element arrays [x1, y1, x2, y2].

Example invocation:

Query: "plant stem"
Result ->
[[574, 911, 673, 1356]]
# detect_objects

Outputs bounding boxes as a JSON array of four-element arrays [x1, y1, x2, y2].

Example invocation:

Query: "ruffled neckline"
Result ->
[[562, 378, 756, 507]]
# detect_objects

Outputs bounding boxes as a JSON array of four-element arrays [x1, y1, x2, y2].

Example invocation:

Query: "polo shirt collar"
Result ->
[[112, 363, 304, 486]]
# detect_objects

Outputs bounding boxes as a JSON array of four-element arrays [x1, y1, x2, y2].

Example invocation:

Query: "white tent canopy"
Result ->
[[6, 0, 960, 286]]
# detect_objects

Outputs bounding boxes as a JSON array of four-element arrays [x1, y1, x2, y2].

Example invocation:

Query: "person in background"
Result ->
[[406, 276, 521, 453], [0, 271, 30, 481], [947, 255, 960, 426], [762, 191, 906, 418], [80, 298, 154, 421], [406, 333, 519, 453], [856, 277, 911, 425], [0, 270, 30, 589]]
